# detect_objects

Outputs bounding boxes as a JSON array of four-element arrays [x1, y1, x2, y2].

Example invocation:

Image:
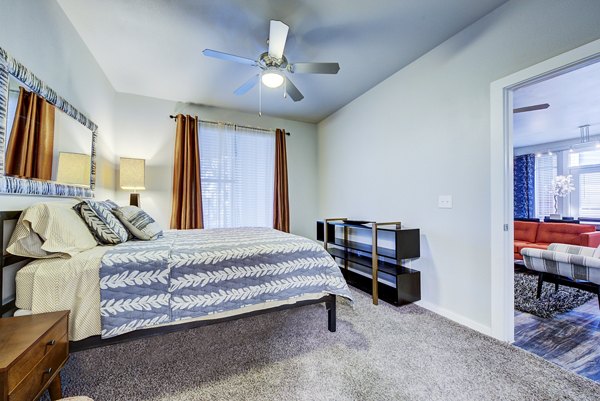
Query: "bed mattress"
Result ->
[[15, 241, 338, 341], [16, 246, 109, 340]]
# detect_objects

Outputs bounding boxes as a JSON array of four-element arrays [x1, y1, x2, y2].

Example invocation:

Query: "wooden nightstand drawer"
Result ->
[[1, 311, 70, 401], [8, 334, 68, 401], [7, 314, 67, 393]]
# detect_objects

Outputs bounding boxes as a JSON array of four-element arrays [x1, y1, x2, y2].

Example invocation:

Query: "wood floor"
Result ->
[[514, 297, 600, 382]]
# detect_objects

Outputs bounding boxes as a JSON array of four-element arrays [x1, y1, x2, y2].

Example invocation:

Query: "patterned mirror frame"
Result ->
[[0, 46, 96, 197]]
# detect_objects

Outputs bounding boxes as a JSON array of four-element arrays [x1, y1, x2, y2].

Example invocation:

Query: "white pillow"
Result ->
[[7, 200, 97, 258]]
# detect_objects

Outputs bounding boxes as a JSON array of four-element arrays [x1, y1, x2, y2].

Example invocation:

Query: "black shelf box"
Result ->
[[316, 220, 420, 260]]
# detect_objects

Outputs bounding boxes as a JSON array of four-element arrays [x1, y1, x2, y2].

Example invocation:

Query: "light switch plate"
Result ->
[[438, 195, 453, 209]]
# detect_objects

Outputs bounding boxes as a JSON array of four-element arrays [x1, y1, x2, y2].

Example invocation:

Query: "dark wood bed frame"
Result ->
[[1, 210, 337, 352], [0, 211, 30, 316]]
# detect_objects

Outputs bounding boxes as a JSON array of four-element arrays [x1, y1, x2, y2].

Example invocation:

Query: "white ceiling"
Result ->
[[57, 0, 506, 123], [513, 60, 600, 148]]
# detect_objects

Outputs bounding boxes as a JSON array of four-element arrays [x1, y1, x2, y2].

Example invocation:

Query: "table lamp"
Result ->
[[120, 157, 145, 206], [56, 152, 91, 186]]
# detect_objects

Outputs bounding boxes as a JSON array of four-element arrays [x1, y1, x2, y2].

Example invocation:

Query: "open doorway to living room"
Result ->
[[512, 60, 600, 382]]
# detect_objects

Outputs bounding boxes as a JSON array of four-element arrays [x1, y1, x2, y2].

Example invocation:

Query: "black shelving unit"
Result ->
[[317, 219, 421, 306]]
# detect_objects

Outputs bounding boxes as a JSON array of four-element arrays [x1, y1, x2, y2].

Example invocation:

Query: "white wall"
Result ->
[[113, 93, 319, 239], [318, 0, 600, 332], [0, 0, 117, 211], [0, 0, 117, 306]]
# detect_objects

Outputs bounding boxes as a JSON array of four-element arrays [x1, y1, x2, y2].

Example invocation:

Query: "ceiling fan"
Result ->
[[202, 20, 340, 102], [513, 103, 550, 113]]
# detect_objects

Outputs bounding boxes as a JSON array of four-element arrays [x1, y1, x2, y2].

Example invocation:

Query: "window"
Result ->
[[534, 153, 557, 218], [578, 172, 600, 218], [568, 149, 600, 219], [569, 149, 600, 167], [199, 123, 275, 228], [529, 148, 600, 219]]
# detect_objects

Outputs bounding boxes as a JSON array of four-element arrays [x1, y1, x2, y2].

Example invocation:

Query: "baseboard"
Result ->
[[416, 300, 493, 337]]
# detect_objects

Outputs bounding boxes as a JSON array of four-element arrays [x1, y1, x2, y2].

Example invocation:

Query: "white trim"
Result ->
[[490, 38, 600, 342], [417, 300, 492, 337]]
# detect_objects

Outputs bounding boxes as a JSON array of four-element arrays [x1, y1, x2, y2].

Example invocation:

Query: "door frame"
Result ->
[[490, 38, 600, 342]]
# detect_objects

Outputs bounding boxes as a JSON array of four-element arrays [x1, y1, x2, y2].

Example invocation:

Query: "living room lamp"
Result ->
[[120, 157, 145, 207]]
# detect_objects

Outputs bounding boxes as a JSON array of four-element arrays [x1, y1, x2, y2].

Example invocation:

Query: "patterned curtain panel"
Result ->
[[514, 154, 536, 219]]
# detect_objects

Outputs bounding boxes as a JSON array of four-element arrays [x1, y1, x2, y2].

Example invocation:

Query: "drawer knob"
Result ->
[[47, 339, 56, 346], [44, 368, 53, 375]]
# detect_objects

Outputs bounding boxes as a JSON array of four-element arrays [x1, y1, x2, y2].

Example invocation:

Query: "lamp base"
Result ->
[[130, 193, 140, 207]]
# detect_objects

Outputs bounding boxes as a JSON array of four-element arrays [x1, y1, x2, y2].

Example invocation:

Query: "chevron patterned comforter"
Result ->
[[99, 228, 352, 338]]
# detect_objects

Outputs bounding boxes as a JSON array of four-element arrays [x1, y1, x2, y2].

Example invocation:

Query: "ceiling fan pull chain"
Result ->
[[259, 71, 262, 117], [284, 76, 287, 99]]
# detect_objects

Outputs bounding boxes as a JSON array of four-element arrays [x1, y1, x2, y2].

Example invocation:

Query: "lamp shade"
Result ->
[[120, 157, 145, 190], [56, 152, 91, 186]]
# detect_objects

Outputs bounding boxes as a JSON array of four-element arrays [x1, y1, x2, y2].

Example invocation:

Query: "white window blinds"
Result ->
[[199, 123, 275, 229], [578, 172, 600, 218], [569, 149, 600, 167], [534, 153, 557, 218]]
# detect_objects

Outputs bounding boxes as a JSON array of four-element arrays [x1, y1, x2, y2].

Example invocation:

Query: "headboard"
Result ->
[[0, 211, 30, 316]]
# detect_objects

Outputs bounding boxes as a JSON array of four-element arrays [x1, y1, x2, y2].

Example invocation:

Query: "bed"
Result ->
[[1, 207, 352, 351]]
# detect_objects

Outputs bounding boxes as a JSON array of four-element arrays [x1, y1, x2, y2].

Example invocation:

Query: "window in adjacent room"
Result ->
[[534, 152, 557, 218], [530, 147, 600, 219], [199, 122, 275, 228], [569, 148, 600, 218]]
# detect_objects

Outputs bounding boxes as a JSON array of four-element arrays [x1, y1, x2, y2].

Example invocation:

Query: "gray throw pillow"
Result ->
[[74, 200, 129, 245], [113, 206, 163, 241]]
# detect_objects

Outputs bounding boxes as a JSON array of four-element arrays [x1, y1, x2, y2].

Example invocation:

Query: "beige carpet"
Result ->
[[54, 288, 599, 401]]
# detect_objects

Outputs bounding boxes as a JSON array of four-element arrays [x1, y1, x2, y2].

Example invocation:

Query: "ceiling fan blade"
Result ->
[[268, 20, 289, 60], [234, 74, 260, 96], [513, 103, 550, 113], [285, 77, 304, 102], [202, 49, 257, 66], [289, 62, 340, 74]]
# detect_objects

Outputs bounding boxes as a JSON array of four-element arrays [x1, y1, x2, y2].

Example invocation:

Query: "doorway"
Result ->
[[510, 59, 600, 382], [490, 38, 600, 345]]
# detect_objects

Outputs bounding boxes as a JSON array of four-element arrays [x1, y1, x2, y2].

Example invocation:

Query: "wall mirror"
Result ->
[[0, 46, 97, 197]]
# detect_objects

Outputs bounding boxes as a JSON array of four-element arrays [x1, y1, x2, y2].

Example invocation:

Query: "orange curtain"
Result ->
[[170, 114, 204, 229], [273, 128, 290, 232], [5, 87, 55, 180]]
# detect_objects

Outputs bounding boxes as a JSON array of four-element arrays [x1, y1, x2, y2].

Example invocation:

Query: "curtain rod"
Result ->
[[169, 115, 290, 136]]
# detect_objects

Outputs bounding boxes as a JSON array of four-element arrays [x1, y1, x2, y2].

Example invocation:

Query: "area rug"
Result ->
[[514, 271, 595, 318], [47, 288, 600, 401]]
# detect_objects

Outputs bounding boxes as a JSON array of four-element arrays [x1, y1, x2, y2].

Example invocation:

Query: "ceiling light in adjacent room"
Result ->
[[262, 71, 284, 88]]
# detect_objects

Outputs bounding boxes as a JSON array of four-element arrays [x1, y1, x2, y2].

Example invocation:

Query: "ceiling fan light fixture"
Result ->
[[262, 71, 284, 88]]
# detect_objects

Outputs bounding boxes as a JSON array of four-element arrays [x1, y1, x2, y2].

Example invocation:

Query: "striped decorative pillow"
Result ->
[[74, 200, 129, 245], [113, 206, 163, 240]]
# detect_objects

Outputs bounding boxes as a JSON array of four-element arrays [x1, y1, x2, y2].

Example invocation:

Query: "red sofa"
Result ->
[[514, 221, 600, 260]]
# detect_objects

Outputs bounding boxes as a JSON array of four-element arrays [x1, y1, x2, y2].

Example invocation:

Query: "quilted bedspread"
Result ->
[[99, 228, 352, 338]]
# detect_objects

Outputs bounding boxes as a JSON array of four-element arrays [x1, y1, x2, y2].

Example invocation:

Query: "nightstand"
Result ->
[[0, 311, 69, 401]]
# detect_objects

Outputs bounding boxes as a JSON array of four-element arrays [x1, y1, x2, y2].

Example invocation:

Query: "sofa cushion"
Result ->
[[514, 221, 539, 242], [514, 240, 532, 253], [535, 223, 596, 245], [517, 242, 550, 253]]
